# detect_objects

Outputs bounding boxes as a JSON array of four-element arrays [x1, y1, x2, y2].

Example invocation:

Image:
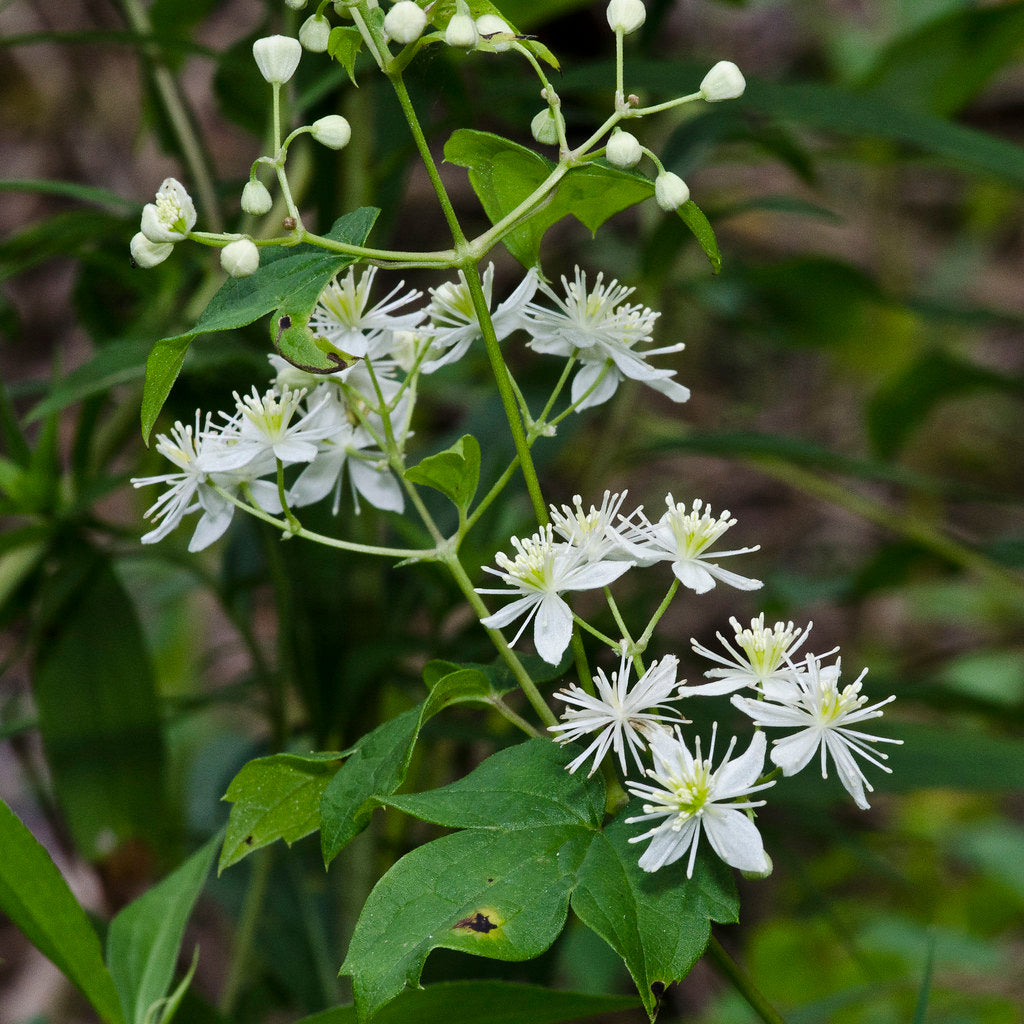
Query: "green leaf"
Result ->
[[858, 2, 1024, 118], [328, 26, 363, 85], [444, 132, 721, 270], [141, 207, 379, 441], [320, 668, 495, 866], [0, 798, 125, 1024], [106, 833, 220, 1024], [0, 177, 138, 212], [294, 980, 638, 1024], [219, 752, 350, 872], [571, 808, 739, 1019], [404, 434, 481, 514], [32, 552, 170, 858]]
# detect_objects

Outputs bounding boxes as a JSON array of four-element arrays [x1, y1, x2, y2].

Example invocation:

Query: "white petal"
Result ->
[[349, 459, 405, 512], [636, 820, 697, 873], [674, 560, 716, 593], [188, 504, 234, 551], [480, 594, 539, 630], [533, 593, 573, 665], [714, 731, 766, 798], [703, 807, 769, 873], [289, 450, 345, 506], [769, 729, 821, 776]]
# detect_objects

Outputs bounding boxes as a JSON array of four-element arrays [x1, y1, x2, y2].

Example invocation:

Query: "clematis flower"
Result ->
[[731, 655, 901, 810], [139, 178, 196, 243], [621, 495, 762, 594], [627, 726, 773, 876], [308, 266, 425, 361], [420, 263, 537, 372], [523, 267, 689, 410], [476, 524, 632, 664], [688, 614, 816, 699], [550, 652, 686, 776], [547, 490, 640, 562]]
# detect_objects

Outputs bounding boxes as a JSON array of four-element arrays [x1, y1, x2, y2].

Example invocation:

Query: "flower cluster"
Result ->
[[485, 493, 904, 878]]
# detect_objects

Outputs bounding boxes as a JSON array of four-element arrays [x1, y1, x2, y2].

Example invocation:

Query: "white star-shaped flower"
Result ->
[[420, 263, 538, 372], [621, 495, 762, 594], [524, 267, 690, 410], [308, 266, 425, 360], [139, 178, 196, 243], [688, 614, 816, 699], [549, 652, 686, 776], [476, 524, 632, 665], [547, 490, 640, 562], [627, 725, 774, 876], [731, 655, 902, 809]]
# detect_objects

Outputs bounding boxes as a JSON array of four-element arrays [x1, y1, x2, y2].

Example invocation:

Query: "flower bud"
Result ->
[[299, 15, 331, 53], [139, 177, 197, 243], [221, 238, 260, 278], [252, 35, 302, 84], [285, 0, 307, 9], [241, 179, 273, 215], [445, 2, 479, 48], [700, 60, 746, 102], [130, 232, 174, 268], [606, 0, 646, 34], [384, 1, 427, 44], [530, 108, 561, 146], [654, 171, 689, 211], [476, 13, 513, 50], [310, 114, 352, 149], [606, 129, 642, 168]]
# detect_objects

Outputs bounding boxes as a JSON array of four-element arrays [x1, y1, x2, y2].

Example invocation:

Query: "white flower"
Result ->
[[622, 495, 762, 594], [220, 238, 260, 278], [550, 652, 686, 776], [384, 1, 427, 44], [421, 264, 537, 372], [203, 386, 336, 472], [476, 524, 632, 665], [253, 35, 302, 84], [548, 490, 639, 562], [700, 60, 746, 102], [309, 266, 425, 360], [627, 726, 773, 876], [139, 178, 196, 243], [606, 129, 642, 169], [311, 114, 351, 149], [606, 0, 646, 34], [731, 655, 901, 810], [524, 267, 689, 410], [130, 232, 173, 268], [445, 2, 478, 47], [654, 172, 690, 211], [688, 614, 815, 699]]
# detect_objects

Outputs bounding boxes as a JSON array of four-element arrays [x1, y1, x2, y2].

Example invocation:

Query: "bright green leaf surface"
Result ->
[[295, 980, 638, 1024], [32, 553, 169, 858], [342, 826, 591, 1020], [445, 131, 719, 270], [346, 741, 738, 1020], [220, 752, 350, 872], [328, 26, 363, 85], [141, 207, 379, 441], [0, 799, 125, 1024], [572, 808, 739, 1019], [320, 669, 495, 866], [404, 434, 481, 514], [106, 833, 220, 1024]]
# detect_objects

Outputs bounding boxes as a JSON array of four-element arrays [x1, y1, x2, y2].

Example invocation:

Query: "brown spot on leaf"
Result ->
[[244, 835, 254, 845], [454, 912, 498, 933]]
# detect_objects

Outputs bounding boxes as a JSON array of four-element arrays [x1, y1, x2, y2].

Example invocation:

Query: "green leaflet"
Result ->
[[318, 667, 495, 866], [141, 207, 379, 442], [106, 833, 220, 1024], [220, 752, 351, 872], [444, 129, 720, 271], [0, 799, 125, 1024], [404, 434, 481, 515], [343, 740, 739, 1021], [295, 980, 638, 1024]]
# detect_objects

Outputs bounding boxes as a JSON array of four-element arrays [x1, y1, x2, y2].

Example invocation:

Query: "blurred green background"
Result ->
[[1, 0, 1022, 1022]]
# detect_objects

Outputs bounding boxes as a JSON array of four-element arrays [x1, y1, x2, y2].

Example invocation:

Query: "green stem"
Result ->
[[220, 848, 274, 1016], [635, 579, 680, 650], [490, 696, 542, 738], [573, 614, 621, 650], [706, 935, 789, 1024]]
